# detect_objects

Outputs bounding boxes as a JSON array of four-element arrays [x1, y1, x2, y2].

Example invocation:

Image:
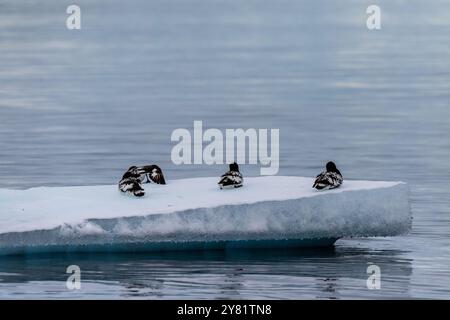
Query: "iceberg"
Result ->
[[0, 176, 411, 255]]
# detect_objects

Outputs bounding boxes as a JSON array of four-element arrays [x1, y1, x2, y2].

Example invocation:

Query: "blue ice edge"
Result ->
[[0, 178, 411, 256], [0, 238, 339, 256]]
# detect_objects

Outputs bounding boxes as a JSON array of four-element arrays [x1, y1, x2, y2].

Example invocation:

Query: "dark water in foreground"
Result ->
[[1, 0, 450, 298], [0, 247, 413, 299]]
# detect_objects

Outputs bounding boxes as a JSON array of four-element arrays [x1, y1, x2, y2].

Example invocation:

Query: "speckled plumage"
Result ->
[[313, 162, 343, 190], [218, 162, 243, 189], [118, 165, 166, 197]]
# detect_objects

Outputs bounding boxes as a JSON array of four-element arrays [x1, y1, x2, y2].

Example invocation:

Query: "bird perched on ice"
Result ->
[[118, 166, 146, 197], [218, 162, 243, 189], [312, 161, 343, 190], [118, 165, 166, 197], [135, 165, 166, 185]]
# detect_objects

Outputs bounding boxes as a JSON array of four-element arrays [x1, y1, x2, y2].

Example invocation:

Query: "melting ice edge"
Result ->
[[0, 176, 411, 255]]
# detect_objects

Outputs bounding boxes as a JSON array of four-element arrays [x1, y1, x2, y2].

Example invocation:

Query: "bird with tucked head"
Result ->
[[218, 162, 243, 189], [313, 161, 343, 190], [118, 164, 166, 197]]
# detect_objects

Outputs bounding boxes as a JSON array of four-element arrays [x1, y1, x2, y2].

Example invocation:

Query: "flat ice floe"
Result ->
[[0, 176, 411, 255]]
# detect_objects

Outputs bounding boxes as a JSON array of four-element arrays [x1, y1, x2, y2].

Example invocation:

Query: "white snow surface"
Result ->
[[0, 176, 411, 252]]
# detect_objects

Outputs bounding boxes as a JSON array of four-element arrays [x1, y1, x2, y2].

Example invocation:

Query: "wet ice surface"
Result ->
[[1, 0, 450, 298], [0, 178, 410, 255], [0, 177, 406, 233]]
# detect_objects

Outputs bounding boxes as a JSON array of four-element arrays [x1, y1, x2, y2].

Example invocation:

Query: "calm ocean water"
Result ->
[[1, 0, 450, 299]]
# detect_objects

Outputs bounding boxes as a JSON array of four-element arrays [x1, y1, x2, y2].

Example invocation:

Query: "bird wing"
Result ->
[[313, 172, 326, 187], [219, 171, 243, 185], [149, 171, 166, 184], [135, 165, 166, 184]]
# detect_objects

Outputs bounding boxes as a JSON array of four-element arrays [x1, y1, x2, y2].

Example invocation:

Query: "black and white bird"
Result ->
[[118, 166, 146, 197], [312, 161, 343, 190], [135, 165, 166, 185], [218, 162, 243, 189], [118, 165, 166, 197]]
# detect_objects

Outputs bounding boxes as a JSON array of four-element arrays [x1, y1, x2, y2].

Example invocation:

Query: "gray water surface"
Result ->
[[1, 0, 450, 299]]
